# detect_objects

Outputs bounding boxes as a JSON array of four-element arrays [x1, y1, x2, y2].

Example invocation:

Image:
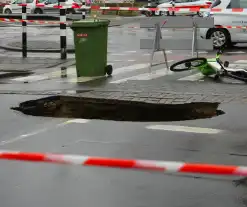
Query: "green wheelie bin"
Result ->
[[70, 19, 113, 77]]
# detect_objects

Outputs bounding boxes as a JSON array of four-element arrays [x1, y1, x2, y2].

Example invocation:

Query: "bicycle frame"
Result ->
[[196, 50, 225, 76]]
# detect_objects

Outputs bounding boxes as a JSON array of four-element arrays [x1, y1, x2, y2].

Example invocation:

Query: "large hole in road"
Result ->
[[11, 96, 224, 122]]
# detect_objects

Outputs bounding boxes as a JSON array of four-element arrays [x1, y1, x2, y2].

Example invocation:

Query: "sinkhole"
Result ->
[[11, 96, 224, 122]]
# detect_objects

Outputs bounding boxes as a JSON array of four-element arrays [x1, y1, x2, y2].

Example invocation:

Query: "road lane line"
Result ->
[[146, 125, 223, 134], [178, 73, 204, 81], [110, 68, 173, 84], [113, 63, 150, 75], [234, 60, 247, 64], [65, 119, 90, 124], [0, 119, 90, 146], [226, 51, 245, 54]]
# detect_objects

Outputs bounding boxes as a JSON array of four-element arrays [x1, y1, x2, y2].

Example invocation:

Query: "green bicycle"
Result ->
[[169, 48, 247, 83]]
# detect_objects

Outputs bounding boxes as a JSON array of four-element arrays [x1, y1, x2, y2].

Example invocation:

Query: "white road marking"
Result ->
[[113, 63, 150, 75], [65, 90, 77, 94], [11, 67, 77, 82], [146, 125, 223, 134], [67, 76, 104, 83], [110, 54, 126, 56], [178, 73, 204, 81], [226, 51, 245, 54], [0, 119, 90, 146], [142, 51, 172, 56], [234, 60, 247, 64], [110, 68, 173, 84], [125, 51, 137, 53], [65, 119, 90, 124], [0, 127, 53, 146], [198, 51, 208, 54]]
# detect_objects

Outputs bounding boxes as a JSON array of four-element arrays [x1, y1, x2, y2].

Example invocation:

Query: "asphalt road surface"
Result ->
[[1, 95, 247, 207], [1, 17, 247, 207]]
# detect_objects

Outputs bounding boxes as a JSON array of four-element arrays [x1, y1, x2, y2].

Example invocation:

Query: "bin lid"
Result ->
[[70, 19, 110, 28]]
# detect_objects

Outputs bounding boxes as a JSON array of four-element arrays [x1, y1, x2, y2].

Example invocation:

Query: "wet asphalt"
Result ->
[[1, 16, 247, 207], [1, 95, 247, 207]]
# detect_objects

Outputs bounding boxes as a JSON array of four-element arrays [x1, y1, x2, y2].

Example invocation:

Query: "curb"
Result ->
[[0, 70, 32, 79], [0, 44, 75, 53]]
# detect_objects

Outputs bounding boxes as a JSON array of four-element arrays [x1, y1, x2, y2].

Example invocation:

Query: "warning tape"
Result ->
[[3, 4, 246, 13], [1, 150, 247, 176], [127, 25, 247, 29], [0, 18, 245, 29], [0, 18, 60, 24]]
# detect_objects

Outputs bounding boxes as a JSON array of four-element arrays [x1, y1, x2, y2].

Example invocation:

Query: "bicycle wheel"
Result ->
[[170, 58, 207, 72], [226, 71, 247, 83]]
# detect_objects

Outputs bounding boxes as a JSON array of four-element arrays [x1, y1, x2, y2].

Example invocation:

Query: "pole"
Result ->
[[22, 0, 27, 58], [82, 0, 86, 19], [59, 0, 67, 60]]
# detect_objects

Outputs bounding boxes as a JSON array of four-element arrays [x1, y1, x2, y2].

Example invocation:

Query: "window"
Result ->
[[158, 0, 171, 3], [240, 0, 247, 8], [230, 0, 247, 8], [47, 0, 57, 4]]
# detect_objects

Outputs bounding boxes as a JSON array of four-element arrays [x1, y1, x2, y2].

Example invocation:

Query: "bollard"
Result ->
[[82, 0, 86, 19], [61, 66, 67, 78], [59, 0, 67, 60], [22, 0, 27, 58]]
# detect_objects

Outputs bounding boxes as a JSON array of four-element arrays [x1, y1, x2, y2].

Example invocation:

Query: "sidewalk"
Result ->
[[0, 16, 141, 52], [0, 56, 74, 78]]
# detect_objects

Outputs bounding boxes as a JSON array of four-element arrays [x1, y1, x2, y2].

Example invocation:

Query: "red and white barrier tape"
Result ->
[[0, 17, 245, 29], [0, 17, 60, 24], [1, 150, 247, 176], [3, 4, 247, 13], [127, 25, 247, 29]]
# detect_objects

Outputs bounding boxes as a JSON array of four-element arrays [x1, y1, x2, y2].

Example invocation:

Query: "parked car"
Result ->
[[200, 0, 247, 48], [3, 0, 82, 14], [141, 0, 212, 17]]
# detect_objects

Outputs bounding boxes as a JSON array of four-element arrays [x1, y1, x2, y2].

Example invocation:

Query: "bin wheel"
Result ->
[[105, 65, 113, 76]]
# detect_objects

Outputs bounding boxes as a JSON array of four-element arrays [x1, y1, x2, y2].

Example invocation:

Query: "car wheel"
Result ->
[[4, 9, 12, 14], [34, 8, 43, 14], [208, 28, 230, 49]]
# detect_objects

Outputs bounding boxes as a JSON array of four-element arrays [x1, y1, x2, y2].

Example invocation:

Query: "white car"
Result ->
[[3, 0, 82, 14], [3, 0, 44, 14], [156, 0, 213, 16], [200, 0, 247, 48]]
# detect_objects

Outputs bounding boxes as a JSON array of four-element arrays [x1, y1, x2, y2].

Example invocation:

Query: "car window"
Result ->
[[229, 0, 247, 8], [158, 0, 171, 3], [26, 0, 34, 3], [175, 0, 190, 2], [15, 0, 23, 3], [72, 0, 82, 3], [47, 0, 57, 4], [239, 0, 247, 8]]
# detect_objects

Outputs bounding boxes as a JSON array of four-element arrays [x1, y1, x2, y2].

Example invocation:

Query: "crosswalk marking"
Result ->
[[234, 60, 247, 64], [110, 68, 173, 84], [146, 125, 223, 134], [178, 73, 204, 81], [8, 59, 247, 84], [113, 63, 150, 75]]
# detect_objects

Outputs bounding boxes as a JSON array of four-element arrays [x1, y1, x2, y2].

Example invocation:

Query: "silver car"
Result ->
[[199, 0, 247, 48]]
